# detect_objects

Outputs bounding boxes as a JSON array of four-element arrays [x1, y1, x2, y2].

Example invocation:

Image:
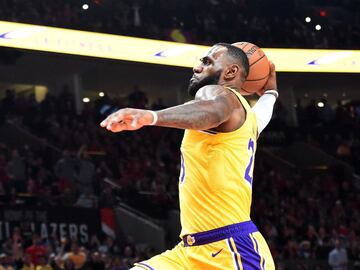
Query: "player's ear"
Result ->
[[224, 64, 240, 80]]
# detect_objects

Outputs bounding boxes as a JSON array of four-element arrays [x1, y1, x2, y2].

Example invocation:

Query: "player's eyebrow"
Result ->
[[200, 56, 213, 64]]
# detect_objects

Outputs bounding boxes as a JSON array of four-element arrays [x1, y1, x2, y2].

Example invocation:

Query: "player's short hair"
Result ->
[[215, 42, 249, 79]]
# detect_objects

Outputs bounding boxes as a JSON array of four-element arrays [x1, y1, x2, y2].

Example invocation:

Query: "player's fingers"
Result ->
[[108, 122, 126, 132], [106, 117, 116, 129], [101, 108, 130, 127], [106, 112, 128, 129], [100, 111, 120, 127], [269, 61, 276, 73], [100, 115, 111, 127], [256, 88, 265, 96]]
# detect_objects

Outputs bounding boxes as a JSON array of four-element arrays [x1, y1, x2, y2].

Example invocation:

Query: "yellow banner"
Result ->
[[0, 21, 359, 73]]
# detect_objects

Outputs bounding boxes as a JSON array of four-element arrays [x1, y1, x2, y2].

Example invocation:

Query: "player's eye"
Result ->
[[200, 57, 211, 65]]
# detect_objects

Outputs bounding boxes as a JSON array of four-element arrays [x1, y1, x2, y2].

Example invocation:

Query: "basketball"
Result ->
[[232, 42, 270, 95]]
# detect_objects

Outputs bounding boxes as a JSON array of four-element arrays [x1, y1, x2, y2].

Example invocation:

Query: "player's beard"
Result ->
[[187, 70, 222, 97]]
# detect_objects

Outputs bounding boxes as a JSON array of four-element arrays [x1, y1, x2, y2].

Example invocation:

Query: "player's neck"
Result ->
[[220, 82, 239, 92]]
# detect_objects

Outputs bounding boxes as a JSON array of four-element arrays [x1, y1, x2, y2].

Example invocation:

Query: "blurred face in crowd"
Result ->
[[71, 242, 79, 253], [106, 237, 113, 246], [124, 245, 133, 257], [0, 254, 8, 265], [33, 235, 42, 245], [92, 252, 101, 262], [187, 45, 227, 97], [101, 253, 109, 264], [335, 239, 340, 249]]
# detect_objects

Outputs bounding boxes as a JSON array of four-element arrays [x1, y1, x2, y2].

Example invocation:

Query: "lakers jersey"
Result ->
[[179, 87, 258, 237]]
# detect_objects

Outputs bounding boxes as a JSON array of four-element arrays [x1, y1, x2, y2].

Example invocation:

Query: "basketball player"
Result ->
[[100, 43, 278, 270]]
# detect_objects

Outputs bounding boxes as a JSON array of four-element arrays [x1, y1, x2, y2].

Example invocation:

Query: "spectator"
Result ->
[[17, 253, 35, 270], [98, 237, 118, 255], [25, 235, 47, 267], [328, 239, 348, 270], [36, 256, 52, 270], [109, 256, 126, 270], [85, 252, 104, 270], [7, 149, 26, 192], [299, 240, 312, 259], [63, 259, 76, 270], [122, 245, 136, 269], [0, 253, 15, 270], [55, 150, 76, 185], [316, 227, 330, 259], [75, 146, 96, 194], [63, 242, 86, 270]]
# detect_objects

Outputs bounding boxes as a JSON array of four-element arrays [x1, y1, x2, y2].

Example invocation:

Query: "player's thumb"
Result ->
[[269, 61, 276, 74], [267, 60, 277, 90]]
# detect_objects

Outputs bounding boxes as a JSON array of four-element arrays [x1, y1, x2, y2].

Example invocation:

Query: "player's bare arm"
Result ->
[[99, 84, 242, 132], [155, 84, 243, 130]]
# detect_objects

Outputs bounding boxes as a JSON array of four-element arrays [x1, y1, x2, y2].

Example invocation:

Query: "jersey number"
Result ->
[[244, 138, 255, 186]]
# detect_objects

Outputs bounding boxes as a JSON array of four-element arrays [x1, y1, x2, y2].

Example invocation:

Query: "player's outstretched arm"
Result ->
[[252, 61, 278, 135], [100, 85, 239, 132]]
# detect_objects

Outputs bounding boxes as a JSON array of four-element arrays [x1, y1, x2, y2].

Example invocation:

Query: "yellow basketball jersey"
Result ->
[[179, 87, 258, 237]]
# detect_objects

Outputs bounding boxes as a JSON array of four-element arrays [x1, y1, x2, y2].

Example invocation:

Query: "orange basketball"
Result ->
[[232, 42, 270, 95]]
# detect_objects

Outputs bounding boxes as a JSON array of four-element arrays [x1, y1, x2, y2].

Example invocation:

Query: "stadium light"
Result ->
[[83, 97, 90, 103], [305, 17, 311, 23], [315, 24, 322, 31], [1, 21, 360, 73], [82, 4, 89, 10], [99, 92, 105, 97], [317, 102, 324, 108]]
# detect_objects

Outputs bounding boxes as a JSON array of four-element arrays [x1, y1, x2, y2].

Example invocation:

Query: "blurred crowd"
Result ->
[[0, 87, 173, 269], [253, 162, 360, 269], [0, 0, 359, 49], [296, 98, 360, 173], [0, 87, 179, 215], [0, 230, 155, 270], [1, 88, 360, 269]]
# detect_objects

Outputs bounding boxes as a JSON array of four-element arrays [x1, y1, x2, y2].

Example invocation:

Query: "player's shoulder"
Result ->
[[195, 85, 237, 100]]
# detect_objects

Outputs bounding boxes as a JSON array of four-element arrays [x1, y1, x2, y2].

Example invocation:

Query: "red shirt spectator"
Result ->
[[25, 235, 47, 266]]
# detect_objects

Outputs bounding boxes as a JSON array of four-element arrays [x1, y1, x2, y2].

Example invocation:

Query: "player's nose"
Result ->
[[193, 64, 202, 74]]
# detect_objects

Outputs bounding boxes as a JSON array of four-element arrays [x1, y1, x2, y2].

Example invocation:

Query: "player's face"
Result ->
[[188, 46, 227, 96]]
